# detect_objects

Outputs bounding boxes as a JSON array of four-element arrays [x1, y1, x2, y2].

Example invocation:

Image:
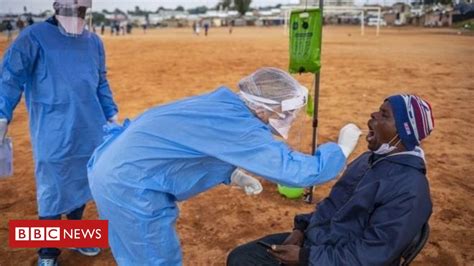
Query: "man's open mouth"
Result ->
[[367, 122, 375, 142]]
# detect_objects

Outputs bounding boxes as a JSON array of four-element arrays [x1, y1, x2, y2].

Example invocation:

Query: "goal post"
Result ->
[[283, 5, 382, 36]]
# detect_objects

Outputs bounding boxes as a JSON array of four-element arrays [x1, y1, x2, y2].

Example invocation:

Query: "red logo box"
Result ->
[[9, 220, 108, 248]]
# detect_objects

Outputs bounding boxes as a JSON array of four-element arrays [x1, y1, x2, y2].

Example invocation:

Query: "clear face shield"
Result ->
[[54, 0, 92, 37], [268, 109, 300, 140], [240, 85, 308, 140]]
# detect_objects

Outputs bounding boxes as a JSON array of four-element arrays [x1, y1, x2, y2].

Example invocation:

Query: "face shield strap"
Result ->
[[239, 91, 283, 116], [239, 86, 308, 118], [55, 6, 87, 19], [239, 91, 280, 106], [54, 0, 92, 8]]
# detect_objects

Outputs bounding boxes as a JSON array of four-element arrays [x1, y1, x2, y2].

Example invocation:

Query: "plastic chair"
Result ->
[[399, 223, 430, 266]]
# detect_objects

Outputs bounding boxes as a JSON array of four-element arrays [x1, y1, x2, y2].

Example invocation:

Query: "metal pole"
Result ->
[[361, 10, 365, 36], [302, 72, 321, 204], [312, 74, 321, 153], [303, 0, 323, 204]]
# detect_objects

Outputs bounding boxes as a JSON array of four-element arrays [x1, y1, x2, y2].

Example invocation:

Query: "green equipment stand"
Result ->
[[289, 8, 323, 74], [288, 3, 324, 204]]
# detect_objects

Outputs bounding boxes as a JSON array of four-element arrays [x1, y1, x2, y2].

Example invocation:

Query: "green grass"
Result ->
[[453, 19, 474, 31]]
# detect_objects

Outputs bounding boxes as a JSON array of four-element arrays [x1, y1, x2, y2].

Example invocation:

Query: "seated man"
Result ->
[[227, 94, 434, 266]]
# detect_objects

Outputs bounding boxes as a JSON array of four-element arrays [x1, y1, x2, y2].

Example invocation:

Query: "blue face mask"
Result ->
[[373, 134, 400, 155]]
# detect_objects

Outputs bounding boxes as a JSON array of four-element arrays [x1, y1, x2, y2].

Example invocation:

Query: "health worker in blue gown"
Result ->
[[0, 0, 118, 265], [87, 67, 362, 266]]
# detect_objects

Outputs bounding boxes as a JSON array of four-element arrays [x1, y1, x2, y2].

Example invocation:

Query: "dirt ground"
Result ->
[[0, 26, 473, 265]]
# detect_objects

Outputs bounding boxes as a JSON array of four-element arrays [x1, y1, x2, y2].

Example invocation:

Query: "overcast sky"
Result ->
[[1, 0, 399, 13]]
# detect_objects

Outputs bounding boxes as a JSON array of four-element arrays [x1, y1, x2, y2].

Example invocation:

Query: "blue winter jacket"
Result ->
[[294, 151, 432, 266]]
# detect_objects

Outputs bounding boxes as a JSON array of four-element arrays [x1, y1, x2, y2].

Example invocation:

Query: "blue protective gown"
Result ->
[[87, 87, 345, 265], [0, 17, 118, 216]]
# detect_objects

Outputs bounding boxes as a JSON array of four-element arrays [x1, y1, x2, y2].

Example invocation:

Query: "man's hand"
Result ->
[[282, 230, 304, 246], [268, 244, 300, 265]]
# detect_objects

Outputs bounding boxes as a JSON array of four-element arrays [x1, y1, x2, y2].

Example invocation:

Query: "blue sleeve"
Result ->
[[0, 31, 38, 122], [96, 36, 118, 119], [150, 105, 346, 188], [306, 176, 432, 265], [235, 141, 345, 188], [198, 125, 346, 188]]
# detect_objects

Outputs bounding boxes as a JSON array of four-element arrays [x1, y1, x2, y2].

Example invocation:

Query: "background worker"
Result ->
[[0, 0, 118, 265]]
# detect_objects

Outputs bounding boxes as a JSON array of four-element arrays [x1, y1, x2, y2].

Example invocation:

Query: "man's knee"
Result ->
[[227, 244, 255, 266], [227, 233, 289, 265], [227, 246, 243, 266]]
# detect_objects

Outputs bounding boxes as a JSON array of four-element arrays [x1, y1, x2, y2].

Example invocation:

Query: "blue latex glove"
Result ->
[[0, 137, 13, 178]]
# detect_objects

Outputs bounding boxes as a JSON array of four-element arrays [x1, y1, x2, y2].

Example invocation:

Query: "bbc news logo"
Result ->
[[16, 227, 61, 241], [9, 220, 108, 248], [15, 226, 102, 241]]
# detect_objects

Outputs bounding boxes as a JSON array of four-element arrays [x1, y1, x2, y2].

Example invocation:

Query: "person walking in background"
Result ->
[[229, 19, 234, 34], [195, 21, 200, 35], [120, 21, 126, 35], [16, 18, 25, 32], [115, 22, 120, 35], [0, 0, 119, 265], [4, 20, 13, 42], [204, 22, 209, 36], [27, 15, 34, 26]]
